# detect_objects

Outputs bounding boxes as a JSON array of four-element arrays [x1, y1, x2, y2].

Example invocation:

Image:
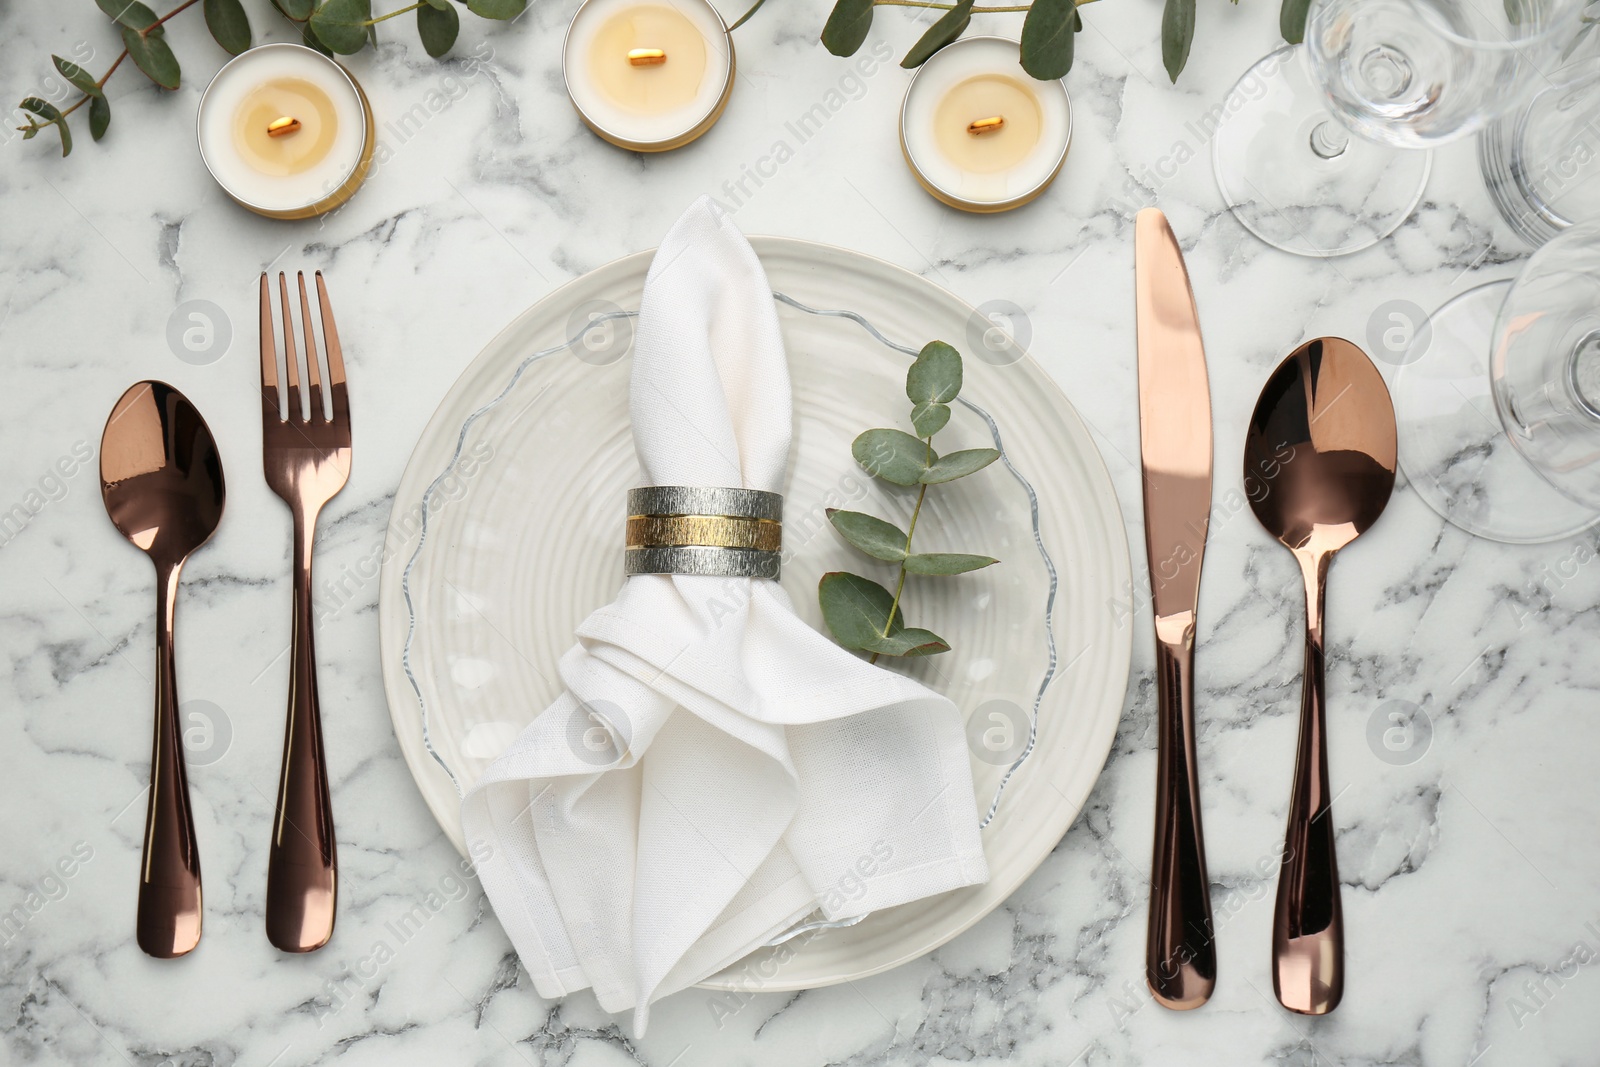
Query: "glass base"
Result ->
[[1212, 47, 1433, 258], [1395, 281, 1600, 543]]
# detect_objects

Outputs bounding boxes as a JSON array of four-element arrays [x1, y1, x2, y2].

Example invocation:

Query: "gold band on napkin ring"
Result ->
[[625, 486, 782, 579]]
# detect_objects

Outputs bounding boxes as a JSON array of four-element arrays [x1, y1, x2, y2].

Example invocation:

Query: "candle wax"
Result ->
[[933, 74, 1041, 175], [198, 43, 368, 215], [232, 77, 340, 176], [588, 5, 708, 114]]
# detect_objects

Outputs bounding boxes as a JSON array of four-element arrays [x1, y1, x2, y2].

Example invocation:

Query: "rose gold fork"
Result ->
[[260, 270, 349, 953]]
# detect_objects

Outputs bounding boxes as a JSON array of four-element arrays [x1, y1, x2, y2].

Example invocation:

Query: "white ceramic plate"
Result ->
[[377, 237, 1131, 991]]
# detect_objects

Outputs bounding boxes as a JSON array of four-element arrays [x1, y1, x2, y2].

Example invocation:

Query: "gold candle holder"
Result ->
[[197, 42, 375, 221], [900, 37, 1072, 214], [563, 0, 736, 152]]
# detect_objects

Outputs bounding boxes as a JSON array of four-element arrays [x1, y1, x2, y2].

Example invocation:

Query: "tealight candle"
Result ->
[[197, 42, 374, 220], [564, 0, 735, 152], [900, 36, 1072, 213]]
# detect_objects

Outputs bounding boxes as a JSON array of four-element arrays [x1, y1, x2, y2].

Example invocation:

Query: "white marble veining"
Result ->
[[2, 0, 1599, 1064]]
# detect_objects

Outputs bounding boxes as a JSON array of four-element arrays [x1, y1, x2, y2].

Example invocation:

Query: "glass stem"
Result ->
[[1309, 120, 1350, 160]]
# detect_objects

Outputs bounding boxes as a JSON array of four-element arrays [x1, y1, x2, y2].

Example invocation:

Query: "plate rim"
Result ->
[[376, 233, 1132, 992]]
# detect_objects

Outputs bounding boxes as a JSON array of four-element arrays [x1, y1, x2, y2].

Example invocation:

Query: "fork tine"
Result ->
[[259, 273, 281, 422], [315, 272, 349, 426], [297, 271, 325, 423], [278, 271, 302, 422]]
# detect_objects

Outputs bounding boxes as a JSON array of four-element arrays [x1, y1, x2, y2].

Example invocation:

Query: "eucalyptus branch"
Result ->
[[819, 341, 1001, 662], [17, 0, 533, 158], [825, 0, 1291, 83], [874, 2, 1033, 11]]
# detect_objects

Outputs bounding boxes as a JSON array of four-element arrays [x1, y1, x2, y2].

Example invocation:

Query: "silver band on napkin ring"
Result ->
[[625, 486, 782, 579]]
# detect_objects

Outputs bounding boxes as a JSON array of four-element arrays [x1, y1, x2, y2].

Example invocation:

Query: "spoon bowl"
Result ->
[[1244, 338, 1396, 1015], [101, 380, 225, 958]]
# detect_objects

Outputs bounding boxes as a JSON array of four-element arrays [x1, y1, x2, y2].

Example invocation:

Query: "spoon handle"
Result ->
[[1274, 550, 1344, 1015], [266, 509, 338, 952], [1146, 610, 1216, 1008], [267, 508, 339, 953], [138, 561, 203, 958]]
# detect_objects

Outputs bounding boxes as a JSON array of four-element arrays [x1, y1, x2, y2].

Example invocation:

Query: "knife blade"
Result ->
[[1134, 207, 1217, 1010]]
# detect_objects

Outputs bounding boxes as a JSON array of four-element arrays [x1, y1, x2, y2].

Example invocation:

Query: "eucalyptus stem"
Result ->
[[151, 0, 203, 29], [868, 440, 932, 665], [874, 1, 1031, 9], [56, 49, 127, 119], [366, 2, 427, 26]]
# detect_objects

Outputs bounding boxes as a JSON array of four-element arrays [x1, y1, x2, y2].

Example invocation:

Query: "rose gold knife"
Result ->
[[1134, 207, 1217, 1009]]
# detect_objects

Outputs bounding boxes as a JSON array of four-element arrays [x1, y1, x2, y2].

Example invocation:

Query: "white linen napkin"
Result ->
[[460, 197, 989, 1033]]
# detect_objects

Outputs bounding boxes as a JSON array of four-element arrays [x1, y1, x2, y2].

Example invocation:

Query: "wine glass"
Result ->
[[1480, 54, 1600, 247], [1395, 220, 1600, 542], [1212, 0, 1584, 258]]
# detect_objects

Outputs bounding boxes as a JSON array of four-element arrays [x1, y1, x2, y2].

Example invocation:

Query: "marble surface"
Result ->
[[3, 1, 1598, 1064]]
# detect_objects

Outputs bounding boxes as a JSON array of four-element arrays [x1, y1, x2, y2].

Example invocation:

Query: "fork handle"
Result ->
[[266, 508, 338, 952]]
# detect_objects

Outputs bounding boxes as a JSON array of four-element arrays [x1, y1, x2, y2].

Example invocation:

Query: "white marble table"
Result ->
[[4, 1, 1598, 1064]]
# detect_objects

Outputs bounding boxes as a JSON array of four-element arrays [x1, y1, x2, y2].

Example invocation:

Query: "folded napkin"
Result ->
[[461, 197, 989, 1032]]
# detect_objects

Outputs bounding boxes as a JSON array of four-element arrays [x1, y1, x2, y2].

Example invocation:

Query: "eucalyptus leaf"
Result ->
[[309, 0, 373, 54], [1020, 0, 1077, 80], [122, 25, 181, 89], [273, 0, 315, 19], [1279, 0, 1311, 44], [424, 0, 450, 7], [467, 0, 528, 17], [97, 0, 160, 31], [905, 340, 962, 405], [204, 0, 252, 54], [818, 573, 949, 656], [20, 97, 70, 156], [818, 571, 899, 650], [903, 552, 998, 575], [864, 626, 950, 657], [828, 509, 910, 561], [1161, 0, 1195, 83], [901, 0, 973, 69], [300, 21, 335, 53], [53, 56, 102, 98], [418, 0, 460, 56], [911, 400, 950, 437], [89, 94, 111, 140], [821, 0, 874, 57], [920, 447, 1000, 483], [728, 0, 769, 32], [852, 428, 933, 487]]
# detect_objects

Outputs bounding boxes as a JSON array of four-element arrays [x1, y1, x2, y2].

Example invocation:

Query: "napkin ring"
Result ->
[[625, 486, 782, 579]]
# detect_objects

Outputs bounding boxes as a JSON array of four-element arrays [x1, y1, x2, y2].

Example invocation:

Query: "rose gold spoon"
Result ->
[[100, 381, 225, 958], [1243, 338, 1396, 1015]]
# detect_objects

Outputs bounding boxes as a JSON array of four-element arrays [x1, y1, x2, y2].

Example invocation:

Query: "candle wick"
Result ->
[[967, 115, 1005, 136], [267, 115, 302, 138], [627, 48, 668, 66]]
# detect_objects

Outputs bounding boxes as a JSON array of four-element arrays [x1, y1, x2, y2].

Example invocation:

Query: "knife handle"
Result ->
[[1146, 609, 1216, 1009]]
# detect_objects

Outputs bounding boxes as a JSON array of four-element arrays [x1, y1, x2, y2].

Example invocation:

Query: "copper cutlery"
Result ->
[[260, 271, 349, 953], [100, 381, 226, 958], [1244, 337, 1396, 1015], [1134, 208, 1218, 1009]]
